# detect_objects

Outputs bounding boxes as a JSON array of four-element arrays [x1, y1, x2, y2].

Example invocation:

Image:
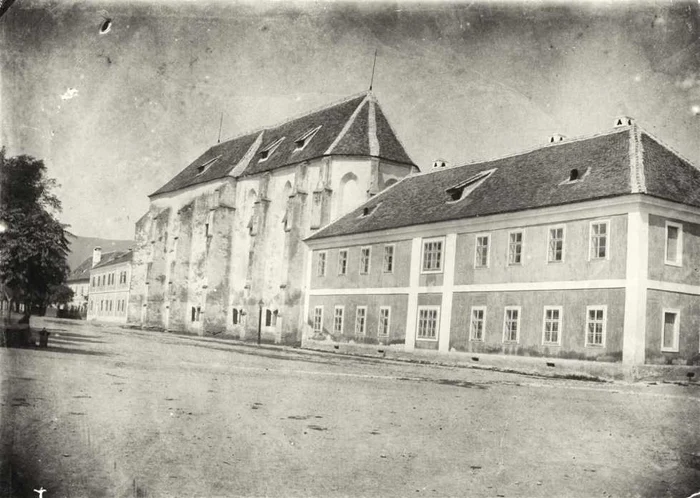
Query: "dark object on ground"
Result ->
[[39, 328, 50, 347]]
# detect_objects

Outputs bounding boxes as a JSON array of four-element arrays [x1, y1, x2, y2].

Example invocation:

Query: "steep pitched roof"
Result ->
[[151, 92, 416, 197], [92, 250, 133, 270], [308, 125, 699, 240], [67, 257, 93, 283]]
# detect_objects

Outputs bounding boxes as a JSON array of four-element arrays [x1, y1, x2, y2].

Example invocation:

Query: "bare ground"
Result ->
[[1, 321, 699, 497]]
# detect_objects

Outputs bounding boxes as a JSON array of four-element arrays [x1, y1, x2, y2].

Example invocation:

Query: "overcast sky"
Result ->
[[2, 0, 699, 240]]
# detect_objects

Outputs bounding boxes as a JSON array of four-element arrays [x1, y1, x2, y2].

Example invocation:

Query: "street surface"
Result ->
[[1, 320, 699, 498]]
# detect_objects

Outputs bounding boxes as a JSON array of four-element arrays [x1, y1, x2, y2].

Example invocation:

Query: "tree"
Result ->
[[0, 147, 70, 319]]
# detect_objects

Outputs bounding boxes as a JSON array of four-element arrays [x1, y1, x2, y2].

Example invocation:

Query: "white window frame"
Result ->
[[589, 220, 610, 261], [661, 308, 680, 353], [416, 305, 440, 341], [547, 225, 566, 263], [360, 246, 371, 275], [664, 221, 683, 267], [502, 306, 521, 343], [421, 237, 444, 274], [337, 249, 348, 276], [507, 230, 523, 266], [585, 305, 607, 347], [474, 233, 491, 269], [542, 306, 563, 346], [333, 305, 344, 335], [383, 244, 395, 273], [317, 251, 327, 277], [378, 306, 391, 336], [355, 306, 367, 336], [469, 306, 487, 342], [312, 306, 323, 335]]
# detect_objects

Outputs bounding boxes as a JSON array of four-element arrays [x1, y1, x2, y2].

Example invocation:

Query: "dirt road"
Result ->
[[1, 321, 699, 497]]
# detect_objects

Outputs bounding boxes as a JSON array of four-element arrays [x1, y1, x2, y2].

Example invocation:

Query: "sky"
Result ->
[[1, 0, 699, 240]]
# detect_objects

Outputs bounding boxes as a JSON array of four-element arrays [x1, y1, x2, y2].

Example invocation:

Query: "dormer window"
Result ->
[[294, 126, 322, 152], [445, 168, 496, 203], [196, 155, 221, 175], [569, 169, 579, 181], [258, 137, 285, 162]]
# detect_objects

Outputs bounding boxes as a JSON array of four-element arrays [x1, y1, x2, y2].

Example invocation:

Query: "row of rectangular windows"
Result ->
[[315, 220, 685, 277], [89, 298, 127, 314], [91, 271, 128, 288], [312, 304, 617, 348]]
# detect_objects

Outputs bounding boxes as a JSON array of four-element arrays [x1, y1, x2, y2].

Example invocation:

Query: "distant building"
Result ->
[[87, 248, 133, 323], [304, 121, 700, 366], [127, 91, 417, 343], [66, 257, 92, 317]]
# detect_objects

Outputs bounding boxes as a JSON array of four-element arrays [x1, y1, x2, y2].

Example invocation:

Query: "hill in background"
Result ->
[[66, 232, 133, 271]]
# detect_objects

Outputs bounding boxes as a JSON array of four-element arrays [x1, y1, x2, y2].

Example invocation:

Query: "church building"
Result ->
[[127, 92, 417, 343]]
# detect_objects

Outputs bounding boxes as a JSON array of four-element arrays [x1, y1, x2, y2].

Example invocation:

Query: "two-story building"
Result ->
[[87, 248, 133, 323], [127, 91, 417, 343], [66, 258, 92, 317], [304, 120, 700, 366]]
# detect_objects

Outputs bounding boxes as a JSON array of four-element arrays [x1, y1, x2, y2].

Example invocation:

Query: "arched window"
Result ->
[[337, 172, 363, 219], [232, 308, 239, 325], [265, 309, 273, 327]]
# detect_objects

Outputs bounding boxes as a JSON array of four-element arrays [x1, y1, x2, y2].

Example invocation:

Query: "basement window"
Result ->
[[196, 155, 221, 175], [259, 137, 285, 162], [293, 125, 322, 151], [445, 168, 496, 203]]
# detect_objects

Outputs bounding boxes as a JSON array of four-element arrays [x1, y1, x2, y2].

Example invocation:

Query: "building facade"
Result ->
[[87, 249, 133, 323], [66, 258, 91, 317], [304, 122, 700, 366], [127, 92, 417, 343]]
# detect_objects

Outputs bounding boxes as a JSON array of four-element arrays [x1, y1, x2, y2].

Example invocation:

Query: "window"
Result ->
[[360, 247, 371, 275], [503, 307, 521, 343], [383, 245, 395, 273], [508, 231, 523, 265], [661, 309, 680, 352], [470, 306, 486, 341], [585, 306, 607, 347], [665, 221, 683, 266], [191, 306, 201, 322], [317, 251, 327, 277], [355, 306, 367, 336], [196, 155, 221, 175], [333, 306, 344, 335], [422, 238, 443, 273], [312, 306, 323, 334], [232, 308, 239, 325], [265, 309, 273, 327], [205, 210, 214, 238], [338, 250, 348, 275], [475, 234, 490, 268], [92, 277, 96, 287], [542, 306, 562, 345], [445, 169, 496, 202], [547, 226, 565, 263], [417, 306, 440, 340], [590, 221, 609, 260], [378, 307, 391, 336]]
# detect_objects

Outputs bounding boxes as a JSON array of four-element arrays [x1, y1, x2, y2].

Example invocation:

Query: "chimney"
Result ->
[[432, 159, 449, 170], [614, 116, 634, 128], [548, 134, 566, 143], [92, 246, 102, 267]]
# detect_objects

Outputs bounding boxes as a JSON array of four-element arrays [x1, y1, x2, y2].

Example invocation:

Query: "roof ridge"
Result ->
[[633, 121, 700, 172], [215, 91, 369, 150], [411, 126, 632, 179], [629, 124, 646, 193], [325, 95, 370, 155]]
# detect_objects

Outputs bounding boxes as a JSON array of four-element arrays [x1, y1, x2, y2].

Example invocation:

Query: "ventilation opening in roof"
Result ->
[[614, 116, 634, 127], [359, 202, 382, 218], [294, 125, 322, 152], [196, 155, 221, 175], [569, 169, 579, 181], [560, 167, 591, 185], [445, 168, 496, 203], [259, 137, 285, 162]]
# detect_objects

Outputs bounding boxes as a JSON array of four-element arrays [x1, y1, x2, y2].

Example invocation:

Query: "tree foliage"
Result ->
[[0, 147, 70, 313]]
